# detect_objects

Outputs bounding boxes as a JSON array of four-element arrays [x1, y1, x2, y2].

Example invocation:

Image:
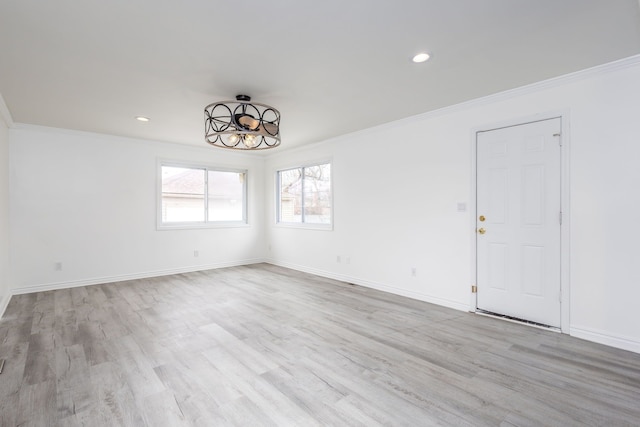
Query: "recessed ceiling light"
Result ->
[[135, 116, 150, 122], [412, 52, 431, 63]]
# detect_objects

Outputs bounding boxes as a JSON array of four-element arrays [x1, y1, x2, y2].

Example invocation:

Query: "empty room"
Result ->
[[1, 1, 640, 425]]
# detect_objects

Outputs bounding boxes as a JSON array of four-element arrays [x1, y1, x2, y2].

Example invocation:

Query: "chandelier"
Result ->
[[204, 95, 281, 150]]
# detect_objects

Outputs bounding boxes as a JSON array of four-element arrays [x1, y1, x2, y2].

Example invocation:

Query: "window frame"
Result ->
[[157, 159, 248, 230], [276, 159, 333, 230]]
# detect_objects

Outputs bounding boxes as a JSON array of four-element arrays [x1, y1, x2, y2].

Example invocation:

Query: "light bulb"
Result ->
[[228, 134, 240, 145], [243, 134, 258, 148], [412, 52, 430, 63]]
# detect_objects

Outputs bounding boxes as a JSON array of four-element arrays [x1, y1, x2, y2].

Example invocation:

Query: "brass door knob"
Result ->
[[479, 215, 486, 222], [478, 228, 486, 235]]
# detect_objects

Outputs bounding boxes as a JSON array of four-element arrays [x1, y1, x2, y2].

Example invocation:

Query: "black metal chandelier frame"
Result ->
[[204, 95, 281, 150]]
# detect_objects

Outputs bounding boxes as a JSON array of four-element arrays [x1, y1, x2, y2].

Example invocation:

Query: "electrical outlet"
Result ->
[[194, 250, 199, 257], [411, 267, 417, 277], [336, 255, 341, 263], [346, 256, 351, 265], [55, 262, 62, 271]]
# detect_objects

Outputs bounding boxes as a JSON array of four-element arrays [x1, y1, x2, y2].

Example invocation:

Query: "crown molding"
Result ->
[[270, 54, 640, 158], [0, 93, 14, 128], [405, 54, 640, 124], [10, 123, 265, 160]]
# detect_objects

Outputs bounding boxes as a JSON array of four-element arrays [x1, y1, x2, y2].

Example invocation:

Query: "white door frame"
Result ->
[[469, 111, 571, 333]]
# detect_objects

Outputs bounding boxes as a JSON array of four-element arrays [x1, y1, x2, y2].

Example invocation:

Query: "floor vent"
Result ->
[[475, 310, 560, 332]]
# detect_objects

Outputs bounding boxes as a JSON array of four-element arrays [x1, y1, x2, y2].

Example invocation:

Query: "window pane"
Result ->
[[161, 166, 205, 222], [279, 168, 302, 223], [208, 170, 245, 221], [303, 164, 331, 224]]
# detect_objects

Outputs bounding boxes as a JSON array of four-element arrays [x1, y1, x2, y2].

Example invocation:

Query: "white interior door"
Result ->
[[476, 118, 562, 327]]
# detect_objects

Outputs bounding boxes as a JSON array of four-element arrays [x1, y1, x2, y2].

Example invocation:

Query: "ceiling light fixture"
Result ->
[[135, 116, 150, 122], [204, 95, 281, 150], [412, 52, 431, 63]]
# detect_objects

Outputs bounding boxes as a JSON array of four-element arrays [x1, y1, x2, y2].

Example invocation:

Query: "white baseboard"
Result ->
[[11, 258, 266, 295], [267, 261, 640, 355], [0, 292, 11, 319], [266, 260, 470, 312], [570, 325, 640, 354]]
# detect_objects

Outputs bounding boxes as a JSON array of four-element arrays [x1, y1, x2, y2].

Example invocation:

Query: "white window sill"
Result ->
[[157, 222, 250, 231], [275, 222, 333, 231]]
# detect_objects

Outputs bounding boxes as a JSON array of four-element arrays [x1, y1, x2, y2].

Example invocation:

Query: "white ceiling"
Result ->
[[1, 0, 639, 151]]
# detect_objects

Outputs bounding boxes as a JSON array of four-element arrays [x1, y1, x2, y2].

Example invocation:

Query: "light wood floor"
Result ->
[[1, 264, 639, 426]]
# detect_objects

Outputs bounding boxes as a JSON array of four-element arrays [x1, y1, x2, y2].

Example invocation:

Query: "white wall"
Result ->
[[0, 111, 10, 316], [9, 126, 266, 293], [265, 56, 640, 353]]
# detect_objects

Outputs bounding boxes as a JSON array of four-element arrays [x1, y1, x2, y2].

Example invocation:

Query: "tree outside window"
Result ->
[[278, 162, 331, 225]]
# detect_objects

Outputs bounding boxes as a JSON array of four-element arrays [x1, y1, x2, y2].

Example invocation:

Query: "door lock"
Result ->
[[478, 228, 486, 235], [479, 215, 486, 222]]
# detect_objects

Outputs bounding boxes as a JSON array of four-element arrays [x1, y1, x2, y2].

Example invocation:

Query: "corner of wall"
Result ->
[[0, 92, 12, 319], [0, 293, 10, 319], [0, 93, 14, 128]]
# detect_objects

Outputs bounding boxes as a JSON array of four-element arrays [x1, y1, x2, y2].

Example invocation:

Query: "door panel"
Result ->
[[476, 118, 561, 327], [488, 243, 508, 290]]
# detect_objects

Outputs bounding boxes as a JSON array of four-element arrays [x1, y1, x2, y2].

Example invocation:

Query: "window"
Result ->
[[159, 163, 246, 227], [277, 162, 331, 227]]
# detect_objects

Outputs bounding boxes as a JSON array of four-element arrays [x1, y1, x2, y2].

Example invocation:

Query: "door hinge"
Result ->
[[553, 133, 562, 146], [472, 285, 477, 293], [559, 211, 563, 225], [559, 292, 562, 303]]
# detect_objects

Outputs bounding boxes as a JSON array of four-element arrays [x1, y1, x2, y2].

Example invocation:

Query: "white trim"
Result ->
[[398, 55, 640, 128], [158, 222, 250, 231], [272, 156, 334, 173], [0, 292, 11, 319], [469, 126, 478, 313], [470, 125, 483, 315], [267, 260, 469, 312], [274, 222, 333, 231], [571, 325, 640, 355], [11, 258, 265, 295], [0, 93, 14, 128], [470, 111, 571, 333], [158, 157, 249, 174], [440, 55, 640, 119], [559, 113, 572, 334]]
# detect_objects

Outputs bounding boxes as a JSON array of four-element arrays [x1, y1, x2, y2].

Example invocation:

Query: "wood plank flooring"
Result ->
[[1, 263, 639, 426]]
